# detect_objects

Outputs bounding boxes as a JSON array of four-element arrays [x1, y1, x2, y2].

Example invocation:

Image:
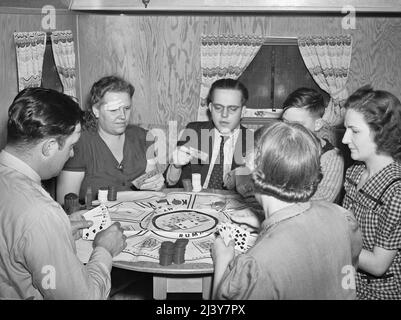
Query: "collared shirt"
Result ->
[[311, 139, 344, 202], [216, 201, 362, 300], [203, 128, 240, 189], [0, 150, 112, 300], [343, 162, 401, 299]]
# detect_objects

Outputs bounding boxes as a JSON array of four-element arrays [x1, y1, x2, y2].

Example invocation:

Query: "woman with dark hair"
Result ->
[[57, 75, 165, 204], [212, 121, 362, 300], [342, 85, 401, 299]]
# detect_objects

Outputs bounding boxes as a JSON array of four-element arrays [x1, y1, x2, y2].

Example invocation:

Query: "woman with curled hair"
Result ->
[[212, 121, 362, 300], [57, 75, 165, 204], [342, 85, 401, 299]]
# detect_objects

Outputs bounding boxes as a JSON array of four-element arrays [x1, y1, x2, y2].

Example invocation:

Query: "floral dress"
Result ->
[[343, 161, 401, 299]]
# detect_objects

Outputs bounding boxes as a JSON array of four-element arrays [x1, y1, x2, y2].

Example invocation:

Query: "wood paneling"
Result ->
[[77, 15, 202, 129], [70, 0, 401, 13], [77, 13, 401, 136], [0, 12, 77, 149]]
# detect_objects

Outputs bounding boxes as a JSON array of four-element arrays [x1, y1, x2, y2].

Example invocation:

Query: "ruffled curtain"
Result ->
[[198, 35, 263, 121], [14, 31, 46, 91], [298, 35, 352, 126], [51, 30, 77, 98]]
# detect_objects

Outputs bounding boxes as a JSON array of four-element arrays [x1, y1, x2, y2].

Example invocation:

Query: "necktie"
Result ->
[[208, 136, 227, 189]]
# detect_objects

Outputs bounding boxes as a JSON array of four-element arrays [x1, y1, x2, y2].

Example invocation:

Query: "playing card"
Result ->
[[82, 204, 112, 240], [216, 223, 235, 246], [189, 147, 208, 162], [232, 224, 252, 252], [217, 222, 255, 252], [132, 169, 159, 189]]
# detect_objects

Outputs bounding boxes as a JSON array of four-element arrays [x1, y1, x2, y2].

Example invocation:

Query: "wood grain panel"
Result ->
[[0, 13, 77, 149], [348, 17, 401, 95]]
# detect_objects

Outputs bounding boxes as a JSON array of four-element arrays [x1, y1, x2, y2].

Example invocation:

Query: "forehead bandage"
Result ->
[[103, 100, 128, 111]]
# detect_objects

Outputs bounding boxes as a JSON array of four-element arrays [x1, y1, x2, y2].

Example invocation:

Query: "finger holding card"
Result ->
[[131, 169, 158, 189], [217, 222, 256, 253], [188, 147, 208, 162], [82, 205, 113, 241], [212, 236, 235, 265], [171, 146, 193, 167]]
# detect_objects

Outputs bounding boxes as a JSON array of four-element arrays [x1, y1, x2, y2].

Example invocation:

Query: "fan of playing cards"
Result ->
[[82, 204, 113, 240], [216, 222, 257, 253]]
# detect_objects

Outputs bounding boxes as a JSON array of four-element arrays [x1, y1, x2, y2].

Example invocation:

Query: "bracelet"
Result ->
[[172, 164, 182, 169]]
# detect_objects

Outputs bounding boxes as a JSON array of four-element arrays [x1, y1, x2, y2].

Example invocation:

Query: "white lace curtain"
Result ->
[[198, 35, 263, 121], [298, 35, 353, 126], [14, 31, 47, 91], [51, 30, 77, 98]]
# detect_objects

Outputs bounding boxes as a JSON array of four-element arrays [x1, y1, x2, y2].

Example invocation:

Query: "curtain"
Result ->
[[51, 30, 77, 98], [198, 35, 263, 121], [298, 35, 352, 126], [14, 31, 47, 91]]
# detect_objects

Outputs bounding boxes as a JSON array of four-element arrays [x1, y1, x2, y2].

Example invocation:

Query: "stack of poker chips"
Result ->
[[85, 186, 93, 210], [159, 239, 189, 266], [192, 173, 202, 192], [98, 187, 108, 203], [107, 185, 117, 201], [173, 238, 189, 264], [159, 241, 175, 266], [64, 193, 80, 215]]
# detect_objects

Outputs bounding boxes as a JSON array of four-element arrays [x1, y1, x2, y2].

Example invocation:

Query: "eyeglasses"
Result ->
[[210, 103, 242, 114]]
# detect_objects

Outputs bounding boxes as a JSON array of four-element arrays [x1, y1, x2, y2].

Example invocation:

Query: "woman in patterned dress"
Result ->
[[342, 85, 401, 299]]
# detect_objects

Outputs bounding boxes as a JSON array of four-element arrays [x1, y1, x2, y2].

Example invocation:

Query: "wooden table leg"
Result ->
[[153, 275, 167, 300], [202, 275, 212, 300]]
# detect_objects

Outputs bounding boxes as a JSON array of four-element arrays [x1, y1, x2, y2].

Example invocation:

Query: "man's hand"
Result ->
[[139, 173, 165, 191], [171, 146, 194, 168], [93, 222, 127, 257], [69, 210, 93, 240]]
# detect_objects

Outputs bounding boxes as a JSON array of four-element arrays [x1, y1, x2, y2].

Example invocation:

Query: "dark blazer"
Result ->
[[170, 121, 254, 188]]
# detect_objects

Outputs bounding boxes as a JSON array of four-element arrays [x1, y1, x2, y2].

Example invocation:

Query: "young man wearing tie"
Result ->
[[166, 78, 254, 190]]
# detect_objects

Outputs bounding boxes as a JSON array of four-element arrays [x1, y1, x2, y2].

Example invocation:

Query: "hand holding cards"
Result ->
[[132, 169, 159, 189], [171, 145, 209, 168], [82, 204, 112, 240], [132, 162, 166, 190], [216, 222, 256, 253]]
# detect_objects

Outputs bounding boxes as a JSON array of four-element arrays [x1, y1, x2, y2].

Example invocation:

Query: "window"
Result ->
[[239, 38, 329, 123]]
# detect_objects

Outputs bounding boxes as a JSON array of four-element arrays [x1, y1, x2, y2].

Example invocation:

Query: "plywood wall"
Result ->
[[0, 11, 77, 149], [76, 14, 401, 135]]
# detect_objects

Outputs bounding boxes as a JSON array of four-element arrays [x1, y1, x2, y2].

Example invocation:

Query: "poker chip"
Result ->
[[158, 239, 189, 266]]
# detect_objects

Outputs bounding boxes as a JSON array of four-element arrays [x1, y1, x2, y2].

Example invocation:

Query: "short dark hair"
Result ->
[[282, 88, 325, 118], [252, 121, 322, 202], [7, 88, 82, 147], [344, 85, 401, 161], [206, 78, 249, 106], [87, 75, 135, 109]]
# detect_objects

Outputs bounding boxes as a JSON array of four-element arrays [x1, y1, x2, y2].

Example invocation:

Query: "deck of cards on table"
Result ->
[[82, 204, 112, 240]]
